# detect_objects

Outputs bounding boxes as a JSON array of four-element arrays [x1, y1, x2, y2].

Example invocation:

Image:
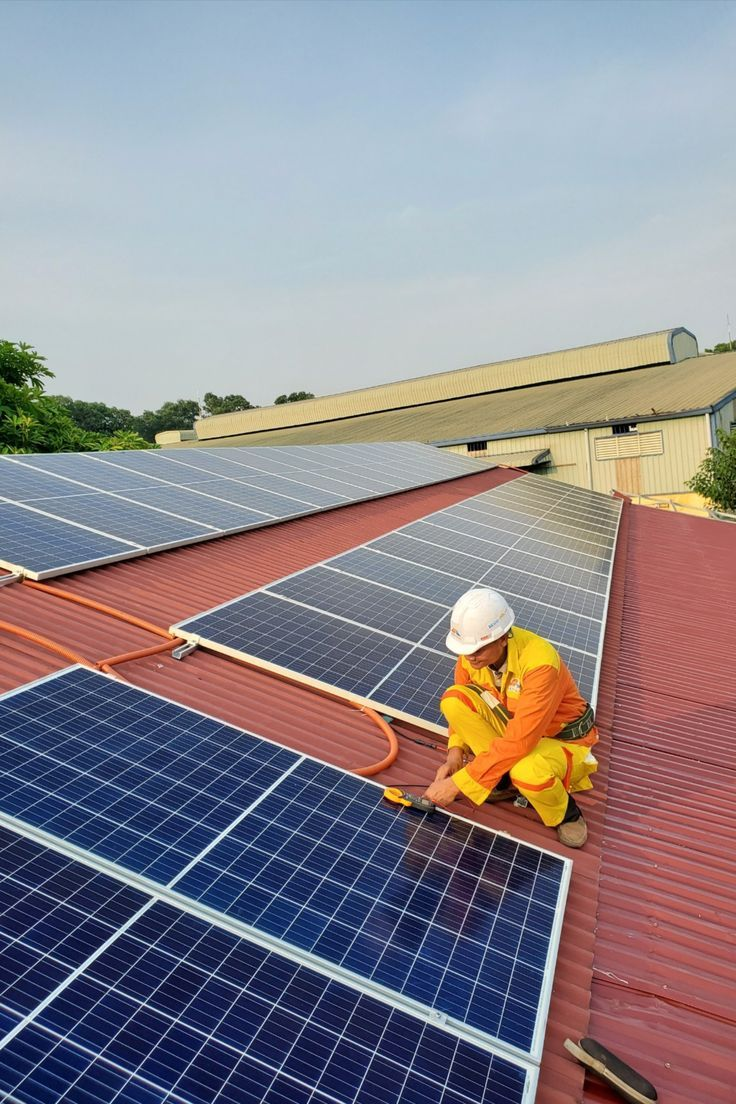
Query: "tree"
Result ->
[[686, 428, 736, 511], [0, 339, 153, 453], [202, 392, 256, 416], [53, 396, 135, 435], [0, 341, 52, 388], [704, 341, 736, 354], [274, 391, 315, 405], [132, 399, 201, 442]]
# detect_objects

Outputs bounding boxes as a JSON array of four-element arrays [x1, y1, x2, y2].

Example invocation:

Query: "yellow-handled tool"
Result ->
[[383, 787, 436, 813]]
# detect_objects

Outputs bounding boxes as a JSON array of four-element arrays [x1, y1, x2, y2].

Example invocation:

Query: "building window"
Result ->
[[611, 423, 637, 435], [467, 441, 488, 453]]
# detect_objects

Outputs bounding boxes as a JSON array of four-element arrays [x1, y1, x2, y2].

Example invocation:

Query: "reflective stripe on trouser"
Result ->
[[440, 683, 598, 827]]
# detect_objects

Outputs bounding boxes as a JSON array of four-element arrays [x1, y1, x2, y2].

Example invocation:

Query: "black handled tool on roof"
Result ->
[[564, 1038, 658, 1104], [383, 788, 436, 813]]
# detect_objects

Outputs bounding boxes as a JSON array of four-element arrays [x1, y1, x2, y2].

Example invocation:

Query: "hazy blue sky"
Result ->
[[2, 0, 735, 412]]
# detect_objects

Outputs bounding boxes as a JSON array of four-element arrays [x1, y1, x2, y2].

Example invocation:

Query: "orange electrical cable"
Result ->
[[13, 579, 404, 776], [349, 702, 399, 776], [98, 638, 185, 674], [21, 579, 173, 639], [0, 619, 98, 670]]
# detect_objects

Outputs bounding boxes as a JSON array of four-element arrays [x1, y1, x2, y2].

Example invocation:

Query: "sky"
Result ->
[[1, 0, 735, 414]]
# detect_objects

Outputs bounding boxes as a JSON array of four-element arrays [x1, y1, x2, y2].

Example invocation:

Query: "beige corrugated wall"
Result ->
[[195, 330, 688, 440], [446, 417, 711, 497]]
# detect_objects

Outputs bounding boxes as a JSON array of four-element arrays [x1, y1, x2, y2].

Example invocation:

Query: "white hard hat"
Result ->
[[446, 588, 514, 656]]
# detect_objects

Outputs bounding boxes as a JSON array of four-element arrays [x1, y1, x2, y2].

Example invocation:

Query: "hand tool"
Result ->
[[383, 787, 436, 813]]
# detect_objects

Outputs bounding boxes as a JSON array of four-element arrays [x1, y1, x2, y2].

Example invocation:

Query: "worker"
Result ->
[[424, 587, 598, 848]]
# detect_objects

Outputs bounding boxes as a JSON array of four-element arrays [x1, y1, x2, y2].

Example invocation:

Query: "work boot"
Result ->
[[556, 795, 588, 848], [485, 772, 518, 803], [557, 816, 588, 848]]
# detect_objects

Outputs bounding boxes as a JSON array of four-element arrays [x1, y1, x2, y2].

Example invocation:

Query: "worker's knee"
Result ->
[[439, 684, 480, 726], [510, 752, 553, 790]]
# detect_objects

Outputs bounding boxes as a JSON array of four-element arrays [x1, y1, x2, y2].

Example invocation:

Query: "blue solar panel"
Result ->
[[0, 502, 139, 576], [0, 826, 147, 1016], [271, 567, 447, 643], [0, 667, 567, 1084], [182, 591, 416, 696], [1, 443, 486, 579], [175, 475, 621, 721], [0, 892, 532, 1104], [0, 667, 298, 883], [175, 759, 566, 1058], [29, 492, 215, 546]]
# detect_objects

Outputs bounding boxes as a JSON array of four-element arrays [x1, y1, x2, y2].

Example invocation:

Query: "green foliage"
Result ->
[[686, 428, 736, 511], [0, 339, 154, 454], [202, 392, 256, 416], [54, 396, 135, 435], [132, 399, 201, 442], [274, 391, 315, 405], [704, 341, 736, 354], [0, 340, 53, 388]]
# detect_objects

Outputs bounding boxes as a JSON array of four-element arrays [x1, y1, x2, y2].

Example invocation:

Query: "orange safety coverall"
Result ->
[[440, 626, 599, 826]]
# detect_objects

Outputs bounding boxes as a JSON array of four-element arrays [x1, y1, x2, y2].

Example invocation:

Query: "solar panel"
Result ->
[[0, 443, 486, 579], [0, 826, 534, 1104], [173, 473, 622, 729], [0, 666, 569, 1093]]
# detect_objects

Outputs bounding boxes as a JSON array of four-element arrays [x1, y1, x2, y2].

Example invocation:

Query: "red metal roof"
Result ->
[[2, 467, 734, 1103], [584, 505, 736, 1104]]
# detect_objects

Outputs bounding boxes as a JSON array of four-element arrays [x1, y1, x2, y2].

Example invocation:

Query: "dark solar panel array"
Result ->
[[174, 474, 621, 728], [0, 442, 486, 579], [0, 666, 570, 1097], [0, 826, 532, 1104]]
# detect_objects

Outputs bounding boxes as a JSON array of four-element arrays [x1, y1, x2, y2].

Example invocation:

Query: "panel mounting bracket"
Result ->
[[172, 641, 198, 661], [0, 572, 22, 588]]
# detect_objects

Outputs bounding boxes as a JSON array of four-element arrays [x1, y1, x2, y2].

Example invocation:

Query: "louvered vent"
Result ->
[[595, 431, 664, 460]]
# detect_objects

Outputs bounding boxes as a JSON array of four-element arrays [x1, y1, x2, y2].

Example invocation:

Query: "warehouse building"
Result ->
[[162, 328, 736, 500]]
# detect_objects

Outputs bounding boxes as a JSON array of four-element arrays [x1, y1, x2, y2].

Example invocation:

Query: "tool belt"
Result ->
[[556, 704, 595, 741]]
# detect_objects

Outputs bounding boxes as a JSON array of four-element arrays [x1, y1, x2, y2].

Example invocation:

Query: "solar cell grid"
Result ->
[[372, 532, 491, 580], [373, 648, 454, 726], [1, 443, 486, 579], [0, 466, 86, 502], [0, 502, 139, 576], [496, 597, 599, 655], [271, 567, 447, 644], [183, 479, 318, 515], [29, 492, 215, 545], [332, 549, 473, 607], [496, 547, 609, 593], [175, 758, 566, 1058], [107, 485, 273, 530], [0, 826, 147, 1017], [481, 566, 605, 619], [0, 669, 565, 1100], [0, 668, 299, 883], [0, 897, 531, 1104], [555, 649, 596, 698], [182, 591, 416, 698], [511, 536, 609, 574], [175, 473, 621, 719], [412, 520, 513, 562]]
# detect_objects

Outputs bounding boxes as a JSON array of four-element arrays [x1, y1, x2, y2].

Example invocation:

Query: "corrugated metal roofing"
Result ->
[[2, 463, 734, 1103], [193, 329, 696, 441], [178, 352, 736, 449], [583, 505, 736, 1104]]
